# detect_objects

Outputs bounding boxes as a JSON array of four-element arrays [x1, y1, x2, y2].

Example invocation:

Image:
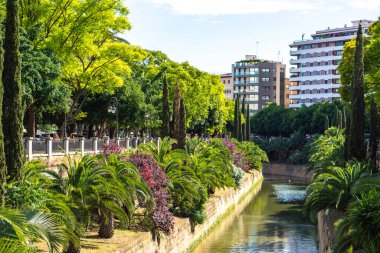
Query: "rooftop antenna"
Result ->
[[277, 51, 280, 62], [256, 41, 259, 58], [302, 32, 305, 41]]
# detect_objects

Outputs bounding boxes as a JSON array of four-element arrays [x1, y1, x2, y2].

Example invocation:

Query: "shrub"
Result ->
[[222, 139, 248, 171], [128, 153, 174, 234], [231, 165, 245, 188], [237, 141, 268, 171]]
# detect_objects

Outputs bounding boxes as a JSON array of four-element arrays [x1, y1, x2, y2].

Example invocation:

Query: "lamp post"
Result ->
[[108, 97, 119, 139]]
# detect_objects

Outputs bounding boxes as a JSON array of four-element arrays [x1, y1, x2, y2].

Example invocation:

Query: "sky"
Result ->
[[122, 0, 380, 76]]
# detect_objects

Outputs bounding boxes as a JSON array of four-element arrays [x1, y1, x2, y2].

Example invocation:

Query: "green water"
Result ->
[[192, 180, 319, 253]]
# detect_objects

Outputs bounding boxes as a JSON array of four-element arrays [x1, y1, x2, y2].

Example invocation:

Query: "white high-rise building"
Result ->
[[289, 20, 374, 108]]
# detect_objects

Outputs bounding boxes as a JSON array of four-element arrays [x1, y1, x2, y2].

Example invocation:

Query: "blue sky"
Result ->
[[123, 0, 380, 76]]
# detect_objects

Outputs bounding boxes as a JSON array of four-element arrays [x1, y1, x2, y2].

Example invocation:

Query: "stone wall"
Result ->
[[111, 171, 263, 253], [317, 209, 343, 253], [262, 163, 313, 183]]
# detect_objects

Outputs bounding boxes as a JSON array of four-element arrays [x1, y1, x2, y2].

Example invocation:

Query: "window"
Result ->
[[249, 77, 259, 84], [262, 86, 270, 91], [228, 80, 230, 84], [273, 86, 276, 90], [335, 41, 344, 46], [262, 69, 270, 73], [280, 68, 285, 72], [311, 44, 316, 48], [249, 68, 259, 75], [302, 45, 308, 49], [252, 104, 259, 110], [273, 77, 276, 81], [223, 80, 226, 84], [262, 77, 270, 82], [262, 95, 270, 100]]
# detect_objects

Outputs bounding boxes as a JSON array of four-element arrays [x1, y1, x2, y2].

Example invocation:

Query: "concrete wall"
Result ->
[[115, 171, 263, 253], [317, 209, 343, 253], [262, 163, 313, 183]]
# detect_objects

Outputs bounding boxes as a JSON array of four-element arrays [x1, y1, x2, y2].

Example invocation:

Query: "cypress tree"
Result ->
[[342, 108, 347, 129], [241, 98, 246, 141], [324, 115, 329, 131], [344, 109, 351, 161], [161, 76, 170, 138], [337, 110, 343, 129], [0, 29, 6, 200], [178, 99, 186, 149], [370, 98, 378, 172], [2, 0, 25, 181], [233, 95, 240, 139], [246, 104, 250, 141], [237, 96, 242, 141], [172, 81, 181, 142], [348, 24, 366, 161]]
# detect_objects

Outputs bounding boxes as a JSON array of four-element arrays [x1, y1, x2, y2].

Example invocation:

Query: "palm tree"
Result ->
[[304, 162, 370, 221], [0, 207, 70, 253], [44, 155, 129, 244], [334, 189, 380, 253]]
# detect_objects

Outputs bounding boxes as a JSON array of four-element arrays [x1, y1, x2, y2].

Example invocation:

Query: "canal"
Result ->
[[192, 180, 319, 253]]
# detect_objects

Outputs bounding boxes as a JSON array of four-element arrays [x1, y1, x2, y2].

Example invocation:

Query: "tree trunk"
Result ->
[[26, 104, 35, 138], [65, 241, 81, 253], [2, 0, 25, 181], [98, 212, 114, 238]]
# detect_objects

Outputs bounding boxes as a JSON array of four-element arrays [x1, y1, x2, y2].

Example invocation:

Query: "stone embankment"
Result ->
[[81, 170, 263, 253], [262, 163, 313, 183]]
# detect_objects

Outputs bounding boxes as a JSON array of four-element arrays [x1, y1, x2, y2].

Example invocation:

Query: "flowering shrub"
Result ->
[[103, 142, 122, 159], [222, 139, 249, 171], [129, 153, 174, 234]]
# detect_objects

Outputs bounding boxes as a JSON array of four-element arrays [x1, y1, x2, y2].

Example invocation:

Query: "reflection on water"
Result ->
[[192, 181, 318, 253]]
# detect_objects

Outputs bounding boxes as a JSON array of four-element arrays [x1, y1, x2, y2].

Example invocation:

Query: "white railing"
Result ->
[[24, 137, 160, 161]]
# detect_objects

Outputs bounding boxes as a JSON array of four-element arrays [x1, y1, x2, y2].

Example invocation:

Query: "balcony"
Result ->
[[290, 50, 301, 56], [290, 59, 301, 64], [289, 67, 300, 73]]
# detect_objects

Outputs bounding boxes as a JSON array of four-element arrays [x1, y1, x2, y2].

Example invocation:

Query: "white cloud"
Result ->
[[346, 0, 380, 10], [148, 0, 379, 15]]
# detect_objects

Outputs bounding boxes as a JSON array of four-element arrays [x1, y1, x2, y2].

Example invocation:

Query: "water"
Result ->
[[192, 180, 319, 253]]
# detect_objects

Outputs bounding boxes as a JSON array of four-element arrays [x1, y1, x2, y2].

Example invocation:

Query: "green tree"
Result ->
[[369, 98, 378, 172], [2, 0, 25, 181], [161, 75, 170, 138], [246, 104, 250, 141], [241, 98, 246, 141], [348, 24, 366, 161], [232, 95, 239, 138], [172, 81, 181, 141], [0, 23, 6, 194], [178, 99, 186, 149]]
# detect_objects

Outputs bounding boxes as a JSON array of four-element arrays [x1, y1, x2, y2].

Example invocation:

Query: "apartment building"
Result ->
[[220, 73, 233, 100], [232, 55, 287, 113], [289, 20, 374, 108]]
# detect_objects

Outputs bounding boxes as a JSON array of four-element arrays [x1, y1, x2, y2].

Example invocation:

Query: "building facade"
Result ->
[[220, 73, 233, 100], [289, 20, 374, 108], [232, 55, 287, 113]]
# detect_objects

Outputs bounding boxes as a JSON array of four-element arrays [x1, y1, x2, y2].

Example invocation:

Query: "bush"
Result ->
[[231, 165, 245, 188], [128, 153, 174, 234]]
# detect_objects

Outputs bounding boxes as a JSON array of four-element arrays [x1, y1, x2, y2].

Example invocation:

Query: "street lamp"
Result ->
[[107, 97, 119, 139]]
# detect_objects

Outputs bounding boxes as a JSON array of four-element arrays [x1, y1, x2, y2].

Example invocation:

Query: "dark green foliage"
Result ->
[[334, 189, 380, 253], [161, 76, 170, 138], [246, 104, 250, 141], [369, 98, 378, 172], [0, 28, 6, 186], [2, 0, 25, 181], [304, 162, 370, 221], [172, 81, 180, 141], [241, 98, 246, 141], [348, 24, 366, 161], [178, 99, 186, 149], [251, 104, 293, 137], [324, 115, 329, 130], [233, 95, 241, 140], [344, 108, 351, 161]]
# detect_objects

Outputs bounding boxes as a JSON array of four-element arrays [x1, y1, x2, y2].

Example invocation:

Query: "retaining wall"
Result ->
[[81, 171, 263, 253], [262, 163, 313, 183]]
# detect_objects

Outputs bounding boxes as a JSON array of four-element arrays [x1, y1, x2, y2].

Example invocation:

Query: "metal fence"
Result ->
[[23, 137, 160, 161]]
